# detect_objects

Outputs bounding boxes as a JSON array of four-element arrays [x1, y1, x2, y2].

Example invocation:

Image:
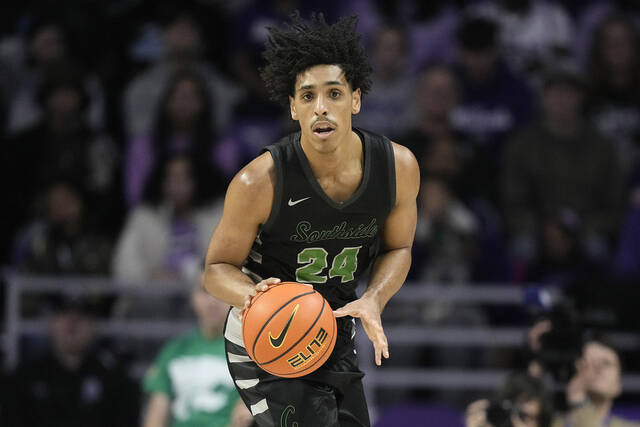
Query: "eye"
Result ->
[[302, 92, 313, 101], [330, 89, 341, 99]]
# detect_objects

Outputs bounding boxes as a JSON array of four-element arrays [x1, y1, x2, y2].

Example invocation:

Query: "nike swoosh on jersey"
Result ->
[[288, 197, 311, 206], [269, 304, 299, 348]]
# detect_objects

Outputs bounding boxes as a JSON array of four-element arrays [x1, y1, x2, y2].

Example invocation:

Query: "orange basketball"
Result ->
[[241, 282, 337, 378]]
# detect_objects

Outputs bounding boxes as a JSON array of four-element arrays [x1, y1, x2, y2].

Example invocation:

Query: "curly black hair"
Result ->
[[260, 12, 373, 105]]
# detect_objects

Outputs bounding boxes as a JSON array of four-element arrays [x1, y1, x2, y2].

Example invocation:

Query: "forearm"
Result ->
[[203, 262, 258, 309], [361, 247, 411, 312]]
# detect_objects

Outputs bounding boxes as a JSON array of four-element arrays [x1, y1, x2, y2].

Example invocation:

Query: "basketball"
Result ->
[[241, 282, 337, 378]]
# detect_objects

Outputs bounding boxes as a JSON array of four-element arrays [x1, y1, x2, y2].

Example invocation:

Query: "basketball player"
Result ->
[[203, 13, 419, 427]]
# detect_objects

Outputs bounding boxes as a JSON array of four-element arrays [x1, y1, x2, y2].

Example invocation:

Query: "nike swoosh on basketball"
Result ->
[[288, 197, 311, 206], [269, 304, 299, 348]]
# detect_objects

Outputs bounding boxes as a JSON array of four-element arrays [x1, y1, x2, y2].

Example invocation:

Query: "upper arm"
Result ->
[[142, 393, 171, 427], [382, 143, 420, 251], [205, 152, 275, 268]]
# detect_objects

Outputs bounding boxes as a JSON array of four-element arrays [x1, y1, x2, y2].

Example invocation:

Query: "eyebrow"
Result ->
[[298, 80, 345, 91]]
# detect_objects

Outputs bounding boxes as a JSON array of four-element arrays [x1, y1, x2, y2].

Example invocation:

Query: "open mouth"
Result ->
[[312, 123, 336, 138]]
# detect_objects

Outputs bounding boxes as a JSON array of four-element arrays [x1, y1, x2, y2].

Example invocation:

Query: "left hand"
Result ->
[[334, 297, 388, 366]]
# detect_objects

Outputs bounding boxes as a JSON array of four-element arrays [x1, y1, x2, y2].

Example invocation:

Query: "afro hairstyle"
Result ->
[[260, 12, 373, 105]]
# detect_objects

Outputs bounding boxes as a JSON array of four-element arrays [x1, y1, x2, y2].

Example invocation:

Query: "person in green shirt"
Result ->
[[142, 278, 253, 427]]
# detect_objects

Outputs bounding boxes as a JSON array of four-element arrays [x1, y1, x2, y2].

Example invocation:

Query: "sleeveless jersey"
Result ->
[[242, 127, 396, 309]]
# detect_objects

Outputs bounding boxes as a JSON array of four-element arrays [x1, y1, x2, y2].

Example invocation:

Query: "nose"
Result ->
[[314, 94, 328, 116]]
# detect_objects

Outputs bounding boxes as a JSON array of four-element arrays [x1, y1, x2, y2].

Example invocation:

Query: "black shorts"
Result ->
[[225, 317, 370, 427]]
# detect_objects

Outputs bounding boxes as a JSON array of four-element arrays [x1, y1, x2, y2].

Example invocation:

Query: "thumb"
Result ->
[[333, 307, 354, 318]]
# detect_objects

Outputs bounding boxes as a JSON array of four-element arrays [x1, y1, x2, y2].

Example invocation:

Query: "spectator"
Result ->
[[613, 173, 640, 279], [470, 0, 575, 81], [574, 0, 640, 67], [466, 372, 554, 427], [451, 16, 534, 204], [123, 6, 241, 139], [503, 66, 623, 267], [353, 24, 416, 140], [525, 211, 592, 287], [125, 70, 232, 206], [113, 155, 223, 283], [4, 296, 139, 426], [413, 177, 478, 283], [3, 63, 120, 265], [552, 334, 640, 427], [586, 14, 640, 178], [142, 278, 251, 427], [5, 17, 106, 135], [11, 181, 112, 275]]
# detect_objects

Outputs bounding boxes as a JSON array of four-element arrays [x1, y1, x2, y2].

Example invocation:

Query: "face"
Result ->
[[460, 49, 496, 81], [420, 179, 450, 220], [191, 284, 229, 331], [581, 342, 622, 400], [516, 399, 541, 427], [48, 183, 82, 226], [167, 78, 204, 127], [30, 25, 66, 65], [601, 22, 634, 72], [163, 157, 195, 209], [418, 68, 457, 119], [543, 222, 573, 261], [289, 64, 361, 154], [164, 17, 201, 58], [542, 83, 582, 125], [50, 311, 95, 357], [46, 87, 81, 118], [372, 27, 406, 77]]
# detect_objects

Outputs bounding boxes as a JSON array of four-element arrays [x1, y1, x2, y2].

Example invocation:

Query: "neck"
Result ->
[[54, 348, 83, 371], [545, 117, 580, 137], [300, 129, 362, 178], [589, 396, 613, 421], [419, 114, 451, 139]]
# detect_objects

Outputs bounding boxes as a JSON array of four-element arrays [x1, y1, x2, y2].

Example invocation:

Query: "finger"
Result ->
[[374, 343, 382, 366], [333, 309, 351, 318]]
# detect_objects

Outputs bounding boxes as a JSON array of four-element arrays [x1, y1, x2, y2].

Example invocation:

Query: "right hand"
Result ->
[[238, 277, 281, 320]]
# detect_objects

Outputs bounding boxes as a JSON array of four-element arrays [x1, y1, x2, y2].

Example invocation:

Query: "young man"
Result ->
[[204, 13, 419, 427]]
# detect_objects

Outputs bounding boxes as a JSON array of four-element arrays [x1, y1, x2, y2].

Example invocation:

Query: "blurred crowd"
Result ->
[[2, 0, 640, 425]]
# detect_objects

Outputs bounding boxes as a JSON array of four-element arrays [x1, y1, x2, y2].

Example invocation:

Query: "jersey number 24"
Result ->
[[295, 246, 361, 284]]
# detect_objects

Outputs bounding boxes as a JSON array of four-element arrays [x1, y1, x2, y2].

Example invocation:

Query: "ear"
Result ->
[[289, 96, 298, 120], [351, 88, 362, 115]]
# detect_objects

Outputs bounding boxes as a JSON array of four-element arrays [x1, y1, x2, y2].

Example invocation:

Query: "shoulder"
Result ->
[[228, 151, 275, 198], [223, 151, 275, 223], [390, 141, 420, 201]]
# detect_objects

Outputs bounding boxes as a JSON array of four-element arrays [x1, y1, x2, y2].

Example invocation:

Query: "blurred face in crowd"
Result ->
[[289, 64, 361, 154], [460, 48, 496, 82], [600, 21, 635, 73], [164, 16, 202, 60], [191, 282, 229, 334], [167, 77, 204, 130], [50, 310, 95, 359], [420, 179, 450, 220], [418, 67, 457, 120], [48, 183, 83, 228], [423, 139, 459, 178], [580, 342, 622, 401], [163, 156, 195, 211], [46, 86, 82, 124], [371, 27, 407, 79], [515, 399, 541, 427], [542, 82, 583, 127], [543, 222, 574, 263], [30, 24, 67, 65]]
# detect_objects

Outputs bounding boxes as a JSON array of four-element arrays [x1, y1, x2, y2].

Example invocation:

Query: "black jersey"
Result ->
[[242, 128, 396, 309]]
